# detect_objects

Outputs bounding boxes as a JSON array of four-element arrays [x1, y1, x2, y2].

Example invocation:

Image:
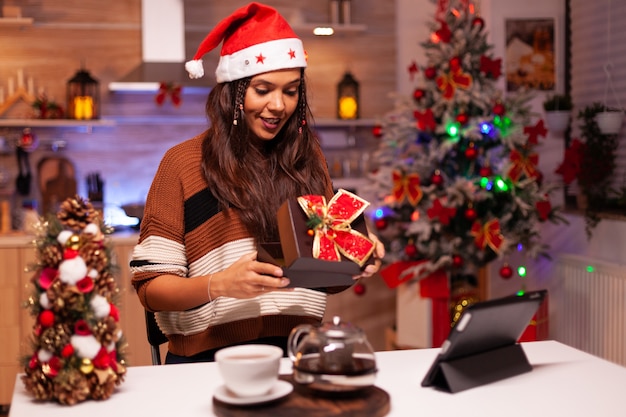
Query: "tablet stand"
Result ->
[[431, 343, 532, 393]]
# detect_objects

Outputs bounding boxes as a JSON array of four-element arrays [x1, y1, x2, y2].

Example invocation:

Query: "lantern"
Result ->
[[337, 71, 359, 120], [66, 68, 100, 120]]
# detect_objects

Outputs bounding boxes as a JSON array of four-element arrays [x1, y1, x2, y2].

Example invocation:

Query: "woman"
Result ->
[[130, 2, 383, 364]]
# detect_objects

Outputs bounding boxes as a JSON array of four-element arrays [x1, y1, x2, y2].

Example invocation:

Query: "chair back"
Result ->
[[145, 310, 168, 365]]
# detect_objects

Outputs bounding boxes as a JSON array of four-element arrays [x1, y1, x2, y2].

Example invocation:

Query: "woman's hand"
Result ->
[[210, 251, 291, 299], [353, 232, 385, 280]]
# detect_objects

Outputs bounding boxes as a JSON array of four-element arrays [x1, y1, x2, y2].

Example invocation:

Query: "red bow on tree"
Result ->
[[414, 108, 437, 131], [524, 120, 548, 145], [407, 61, 419, 80], [298, 189, 375, 267], [535, 199, 552, 221], [480, 55, 502, 79], [155, 82, 182, 107], [470, 219, 504, 253], [436, 68, 473, 100], [427, 198, 457, 226], [392, 170, 423, 206], [555, 139, 586, 184], [507, 149, 540, 183], [435, 20, 452, 43]]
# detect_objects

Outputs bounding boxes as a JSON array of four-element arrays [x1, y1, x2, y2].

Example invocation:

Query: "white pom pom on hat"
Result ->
[[185, 2, 307, 83]]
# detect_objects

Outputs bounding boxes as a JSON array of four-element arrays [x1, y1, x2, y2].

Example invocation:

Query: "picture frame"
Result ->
[[504, 18, 556, 92]]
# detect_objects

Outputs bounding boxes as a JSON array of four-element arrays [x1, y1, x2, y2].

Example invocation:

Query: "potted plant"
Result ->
[[595, 106, 624, 135], [543, 94, 573, 135], [555, 102, 621, 238]]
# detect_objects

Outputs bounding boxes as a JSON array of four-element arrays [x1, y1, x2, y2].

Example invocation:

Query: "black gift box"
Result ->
[[257, 198, 374, 289]]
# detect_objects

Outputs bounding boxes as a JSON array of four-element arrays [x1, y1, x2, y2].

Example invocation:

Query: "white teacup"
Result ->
[[215, 344, 282, 397]]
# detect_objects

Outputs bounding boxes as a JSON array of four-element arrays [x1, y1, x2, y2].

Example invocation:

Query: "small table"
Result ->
[[9, 341, 626, 416]]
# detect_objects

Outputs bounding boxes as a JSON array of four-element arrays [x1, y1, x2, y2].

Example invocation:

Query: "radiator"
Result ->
[[555, 254, 626, 367]]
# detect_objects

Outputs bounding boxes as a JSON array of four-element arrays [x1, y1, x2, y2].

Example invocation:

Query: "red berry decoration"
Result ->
[[493, 102, 506, 116], [479, 166, 492, 177], [464, 206, 477, 221], [452, 254, 464, 268], [499, 264, 514, 279], [431, 170, 444, 186], [373, 125, 383, 138], [424, 66, 437, 79], [353, 282, 366, 296], [413, 88, 426, 101], [472, 17, 485, 30], [374, 218, 388, 230], [449, 56, 461, 72], [404, 243, 418, 258], [39, 310, 55, 328], [456, 112, 469, 125], [464, 143, 478, 160]]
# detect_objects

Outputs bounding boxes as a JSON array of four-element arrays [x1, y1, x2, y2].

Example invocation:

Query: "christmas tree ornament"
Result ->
[[404, 243, 418, 258], [431, 170, 444, 187], [374, 218, 388, 230], [493, 102, 506, 116], [499, 264, 514, 279], [452, 254, 464, 268], [479, 165, 493, 177], [413, 88, 426, 101], [353, 282, 366, 295], [424, 66, 437, 80], [372, 125, 383, 138], [472, 16, 485, 30], [456, 112, 469, 125], [464, 142, 478, 160], [464, 205, 477, 221], [449, 56, 461, 72]]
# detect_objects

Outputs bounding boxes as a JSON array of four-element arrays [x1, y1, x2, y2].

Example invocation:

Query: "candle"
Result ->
[[7, 78, 14, 96], [74, 96, 94, 120], [17, 69, 24, 88], [338, 96, 358, 119], [27, 77, 34, 96]]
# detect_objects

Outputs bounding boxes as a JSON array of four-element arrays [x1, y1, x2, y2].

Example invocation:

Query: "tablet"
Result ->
[[421, 289, 547, 392]]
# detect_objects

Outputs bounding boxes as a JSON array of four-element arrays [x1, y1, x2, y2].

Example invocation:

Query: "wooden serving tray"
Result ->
[[213, 374, 390, 417]]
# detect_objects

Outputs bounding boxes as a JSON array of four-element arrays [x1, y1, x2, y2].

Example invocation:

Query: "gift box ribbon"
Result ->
[[297, 189, 375, 267]]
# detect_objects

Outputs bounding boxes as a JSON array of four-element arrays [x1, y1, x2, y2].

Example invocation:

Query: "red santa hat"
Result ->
[[185, 2, 307, 83]]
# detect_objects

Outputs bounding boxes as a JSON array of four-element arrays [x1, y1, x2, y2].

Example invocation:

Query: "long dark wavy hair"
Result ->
[[201, 68, 332, 242]]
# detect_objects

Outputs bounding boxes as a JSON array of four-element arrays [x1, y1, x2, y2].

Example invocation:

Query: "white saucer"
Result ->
[[213, 380, 293, 405]]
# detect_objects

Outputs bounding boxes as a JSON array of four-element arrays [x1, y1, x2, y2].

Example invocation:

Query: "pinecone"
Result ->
[[88, 369, 117, 400], [39, 323, 71, 352], [94, 270, 118, 298], [79, 241, 108, 273], [21, 368, 55, 401], [93, 316, 120, 346], [40, 244, 63, 268], [52, 369, 90, 405], [57, 196, 98, 231]]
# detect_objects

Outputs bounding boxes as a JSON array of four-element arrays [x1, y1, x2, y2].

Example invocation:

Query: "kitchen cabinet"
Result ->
[[0, 232, 154, 405]]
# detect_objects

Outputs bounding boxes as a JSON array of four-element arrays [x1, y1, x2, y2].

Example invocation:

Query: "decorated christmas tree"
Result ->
[[367, 0, 565, 293], [21, 196, 126, 405]]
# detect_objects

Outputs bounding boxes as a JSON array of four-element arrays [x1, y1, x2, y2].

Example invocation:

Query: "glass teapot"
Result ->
[[287, 316, 377, 392]]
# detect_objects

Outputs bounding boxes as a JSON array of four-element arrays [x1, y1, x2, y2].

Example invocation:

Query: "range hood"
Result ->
[[108, 0, 209, 92]]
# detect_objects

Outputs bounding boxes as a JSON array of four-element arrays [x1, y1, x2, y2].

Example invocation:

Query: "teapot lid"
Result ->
[[318, 316, 364, 339]]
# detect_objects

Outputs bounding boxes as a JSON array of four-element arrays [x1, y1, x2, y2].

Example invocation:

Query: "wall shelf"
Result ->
[[0, 118, 116, 128], [0, 17, 33, 27], [314, 118, 376, 128]]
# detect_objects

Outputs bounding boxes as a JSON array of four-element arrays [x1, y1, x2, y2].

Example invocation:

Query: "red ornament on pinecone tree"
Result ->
[[373, 125, 383, 138], [493, 102, 506, 116], [431, 170, 444, 186], [464, 206, 477, 221], [404, 243, 418, 258], [374, 218, 388, 230], [413, 88, 426, 101], [424, 66, 437, 79], [464, 143, 478, 160], [452, 254, 464, 268]]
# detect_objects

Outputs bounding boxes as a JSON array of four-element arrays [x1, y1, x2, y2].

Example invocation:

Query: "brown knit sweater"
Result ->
[[130, 133, 328, 356]]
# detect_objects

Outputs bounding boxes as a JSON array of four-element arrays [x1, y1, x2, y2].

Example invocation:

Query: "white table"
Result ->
[[9, 341, 626, 416]]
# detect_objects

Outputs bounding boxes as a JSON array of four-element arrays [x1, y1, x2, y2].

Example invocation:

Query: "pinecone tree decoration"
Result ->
[[21, 196, 126, 405]]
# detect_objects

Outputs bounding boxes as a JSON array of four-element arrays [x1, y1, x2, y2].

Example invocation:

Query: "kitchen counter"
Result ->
[[0, 230, 139, 248]]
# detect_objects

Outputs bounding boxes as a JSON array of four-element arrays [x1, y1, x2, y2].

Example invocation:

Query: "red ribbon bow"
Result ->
[[392, 170, 423, 206], [480, 55, 502, 79], [298, 189, 375, 267], [470, 219, 504, 253], [414, 108, 437, 131], [155, 82, 182, 107], [507, 149, 540, 183], [436, 68, 473, 100]]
